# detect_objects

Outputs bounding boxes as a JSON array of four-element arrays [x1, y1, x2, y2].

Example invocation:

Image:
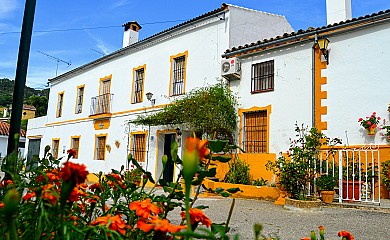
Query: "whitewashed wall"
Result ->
[[231, 44, 313, 153], [324, 24, 390, 145]]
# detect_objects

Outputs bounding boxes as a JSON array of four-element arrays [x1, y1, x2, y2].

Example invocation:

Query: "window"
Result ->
[[95, 135, 106, 160], [170, 51, 187, 96], [71, 137, 80, 159], [57, 92, 64, 117], [132, 66, 145, 103], [243, 110, 268, 153], [75, 86, 84, 114], [131, 133, 146, 162], [52, 139, 60, 159], [251, 60, 274, 93]]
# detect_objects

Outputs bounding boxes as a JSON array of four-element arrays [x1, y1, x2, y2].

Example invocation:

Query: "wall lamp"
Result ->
[[317, 37, 330, 64], [146, 92, 155, 106], [175, 127, 182, 147]]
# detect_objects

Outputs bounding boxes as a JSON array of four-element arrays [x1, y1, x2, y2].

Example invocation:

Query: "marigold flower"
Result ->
[[88, 195, 100, 203], [69, 186, 87, 202], [67, 149, 77, 159], [22, 191, 36, 201], [59, 162, 88, 184], [91, 214, 128, 235], [181, 208, 212, 227], [129, 199, 161, 218], [42, 184, 59, 205], [136, 216, 186, 233], [0, 202, 4, 208], [89, 183, 101, 191], [338, 230, 354, 240]]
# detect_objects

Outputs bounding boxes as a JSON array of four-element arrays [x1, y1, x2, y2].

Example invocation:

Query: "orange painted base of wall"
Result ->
[[202, 179, 280, 200]]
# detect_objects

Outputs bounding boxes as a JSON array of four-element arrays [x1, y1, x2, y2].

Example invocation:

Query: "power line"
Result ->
[[0, 19, 188, 35]]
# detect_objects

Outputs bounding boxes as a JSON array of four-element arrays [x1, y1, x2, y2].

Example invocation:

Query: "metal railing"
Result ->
[[312, 146, 381, 204], [90, 93, 113, 115]]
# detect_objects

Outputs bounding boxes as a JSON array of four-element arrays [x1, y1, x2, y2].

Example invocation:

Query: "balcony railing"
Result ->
[[90, 93, 113, 116]]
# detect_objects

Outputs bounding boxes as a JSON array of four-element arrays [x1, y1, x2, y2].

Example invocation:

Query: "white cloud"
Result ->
[[0, 0, 18, 19], [86, 30, 113, 55], [110, 0, 129, 10]]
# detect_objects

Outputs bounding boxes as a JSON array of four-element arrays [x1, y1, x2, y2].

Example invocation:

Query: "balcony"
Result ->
[[90, 93, 113, 116]]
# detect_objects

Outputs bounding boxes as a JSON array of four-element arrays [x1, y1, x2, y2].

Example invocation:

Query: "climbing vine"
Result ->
[[131, 84, 238, 140]]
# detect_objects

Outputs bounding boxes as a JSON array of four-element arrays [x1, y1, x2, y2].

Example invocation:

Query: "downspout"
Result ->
[[312, 34, 318, 128], [146, 125, 151, 171]]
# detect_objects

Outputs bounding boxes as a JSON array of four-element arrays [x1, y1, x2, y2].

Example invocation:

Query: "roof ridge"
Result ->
[[226, 3, 286, 18]]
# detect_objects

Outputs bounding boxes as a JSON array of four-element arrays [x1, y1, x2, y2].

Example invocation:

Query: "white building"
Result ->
[[0, 121, 26, 160], [223, 0, 390, 161], [26, 4, 293, 181]]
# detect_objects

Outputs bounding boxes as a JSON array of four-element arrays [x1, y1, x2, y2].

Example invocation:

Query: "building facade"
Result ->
[[26, 4, 293, 180]]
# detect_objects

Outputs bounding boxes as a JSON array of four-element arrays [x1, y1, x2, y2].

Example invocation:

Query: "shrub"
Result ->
[[225, 157, 251, 185], [252, 177, 268, 186]]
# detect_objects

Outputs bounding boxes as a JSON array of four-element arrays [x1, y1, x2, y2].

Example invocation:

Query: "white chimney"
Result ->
[[122, 21, 142, 48], [326, 0, 352, 25]]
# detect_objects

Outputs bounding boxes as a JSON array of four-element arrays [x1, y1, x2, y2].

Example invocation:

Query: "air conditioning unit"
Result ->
[[221, 57, 241, 81]]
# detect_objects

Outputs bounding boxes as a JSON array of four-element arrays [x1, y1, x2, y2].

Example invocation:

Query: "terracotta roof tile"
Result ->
[[0, 121, 26, 137]]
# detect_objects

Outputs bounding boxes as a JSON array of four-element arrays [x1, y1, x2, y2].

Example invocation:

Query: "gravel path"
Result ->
[[170, 197, 390, 240]]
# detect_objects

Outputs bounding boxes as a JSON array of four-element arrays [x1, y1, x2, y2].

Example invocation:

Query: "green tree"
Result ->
[[26, 95, 48, 117], [132, 83, 238, 140]]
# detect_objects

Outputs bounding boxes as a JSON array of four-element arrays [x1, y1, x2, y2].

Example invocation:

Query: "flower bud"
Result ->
[[182, 137, 200, 183], [4, 189, 21, 217], [162, 155, 168, 168]]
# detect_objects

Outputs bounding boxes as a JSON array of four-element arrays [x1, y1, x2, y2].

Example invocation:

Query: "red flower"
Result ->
[[181, 208, 212, 227], [22, 191, 36, 201], [42, 184, 59, 205], [91, 214, 128, 235], [59, 162, 88, 184], [338, 230, 354, 240], [129, 199, 161, 218], [367, 121, 372, 126], [67, 149, 77, 158], [69, 185, 87, 202], [89, 183, 101, 192], [136, 216, 186, 233], [358, 118, 363, 122]]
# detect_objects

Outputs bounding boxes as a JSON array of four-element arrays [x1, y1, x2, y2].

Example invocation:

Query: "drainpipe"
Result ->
[[312, 34, 318, 128]]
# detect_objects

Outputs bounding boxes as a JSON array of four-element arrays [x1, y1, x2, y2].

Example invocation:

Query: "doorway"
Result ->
[[26, 139, 41, 170], [163, 134, 176, 182]]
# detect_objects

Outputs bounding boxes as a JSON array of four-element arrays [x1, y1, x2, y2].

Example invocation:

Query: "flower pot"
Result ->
[[342, 180, 361, 200], [320, 190, 335, 204], [366, 127, 377, 136]]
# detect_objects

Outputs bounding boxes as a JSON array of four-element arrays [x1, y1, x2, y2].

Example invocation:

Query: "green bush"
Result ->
[[225, 157, 251, 185], [252, 177, 268, 186]]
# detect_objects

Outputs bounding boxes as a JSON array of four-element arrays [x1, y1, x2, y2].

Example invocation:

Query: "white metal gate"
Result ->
[[315, 146, 381, 204]]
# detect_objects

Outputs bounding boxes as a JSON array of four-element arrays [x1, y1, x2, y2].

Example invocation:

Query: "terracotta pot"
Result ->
[[342, 180, 362, 200], [320, 190, 335, 204], [366, 127, 377, 136]]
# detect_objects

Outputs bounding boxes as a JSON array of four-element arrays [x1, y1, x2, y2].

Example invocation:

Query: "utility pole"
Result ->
[[7, 0, 37, 157]]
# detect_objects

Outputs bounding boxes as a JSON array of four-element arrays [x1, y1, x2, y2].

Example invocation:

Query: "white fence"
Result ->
[[314, 146, 381, 204]]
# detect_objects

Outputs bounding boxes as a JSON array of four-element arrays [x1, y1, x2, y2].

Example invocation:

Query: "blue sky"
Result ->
[[1, 0, 389, 89]]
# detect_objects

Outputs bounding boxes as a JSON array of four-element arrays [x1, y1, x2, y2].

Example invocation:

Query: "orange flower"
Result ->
[[22, 191, 36, 201], [0, 202, 4, 208], [89, 183, 102, 192], [42, 184, 59, 205], [181, 208, 212, 227], [59, 162, 88, 184], [198, 139, 210, 162], [88, 195, 100, 203], [136, 216, 186, 233], [129, 199, 161, 218], [300, 238, 311, 240], [91, 214, 128, 235], [69, 185, 87, 202], [338, 230, 354, 240]]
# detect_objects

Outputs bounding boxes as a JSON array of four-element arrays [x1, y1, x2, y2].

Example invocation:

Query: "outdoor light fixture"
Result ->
[[175, 127, 182, 136], [317, 37, 330, 64], [146, 92, 155, 105], [175, 127, 182, 147]]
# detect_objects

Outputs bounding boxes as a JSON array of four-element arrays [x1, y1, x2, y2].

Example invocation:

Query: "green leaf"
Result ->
[[220, 192, 231, 197], [208, 140, 228, 152], [158, 179, 168, 186], [226, 187, 241, 194], [214, 187, 224, 193], [211, 156, 231, 163], [211, 223, 226, 234]]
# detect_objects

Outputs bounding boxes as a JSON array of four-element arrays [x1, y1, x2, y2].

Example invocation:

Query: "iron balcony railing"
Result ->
[[90, 93, 113, 115]]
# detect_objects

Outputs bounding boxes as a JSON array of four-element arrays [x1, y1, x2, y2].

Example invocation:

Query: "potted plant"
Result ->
[[381, 160, 390, 193], [380, 124, 390, 143], [266, 124, 341, 202], [358, 112, 381, 135], [124, 167, 143, 185], [316, 174, 337, 203]]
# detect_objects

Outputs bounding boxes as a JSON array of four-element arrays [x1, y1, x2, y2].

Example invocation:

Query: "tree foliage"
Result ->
[[131, 84, 238, 140]]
